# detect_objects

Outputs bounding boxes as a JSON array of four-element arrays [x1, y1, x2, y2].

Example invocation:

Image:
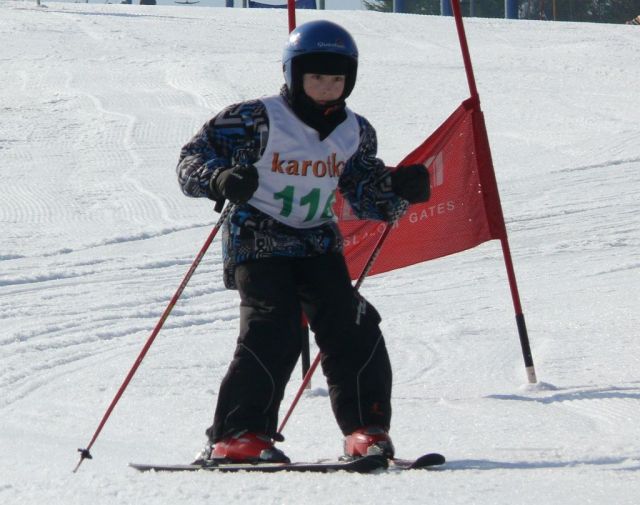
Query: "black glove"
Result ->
[[211, 164, 259, 205], [390, 164, 430, 204]]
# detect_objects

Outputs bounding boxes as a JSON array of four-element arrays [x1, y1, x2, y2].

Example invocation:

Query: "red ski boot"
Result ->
[[213, 431, 289, 463], [344, 426, 395, 459]]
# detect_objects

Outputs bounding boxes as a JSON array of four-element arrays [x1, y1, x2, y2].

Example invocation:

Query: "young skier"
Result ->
[[176, 19, 430, 463]]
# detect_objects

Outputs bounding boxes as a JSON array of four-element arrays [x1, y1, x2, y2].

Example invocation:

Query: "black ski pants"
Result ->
[[207, 253, 392, 442]]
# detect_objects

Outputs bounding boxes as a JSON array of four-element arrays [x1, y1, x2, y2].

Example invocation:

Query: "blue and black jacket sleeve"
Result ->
[[338, 115, 409, 223], [176, 100, 268, 204]]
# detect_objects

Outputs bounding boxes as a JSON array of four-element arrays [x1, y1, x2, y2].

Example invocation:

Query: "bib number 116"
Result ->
[[274, 186, 336, 222]]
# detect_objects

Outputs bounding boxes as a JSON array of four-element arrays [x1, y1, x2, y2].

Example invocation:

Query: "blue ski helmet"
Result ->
[[283, 20, 359, 101]]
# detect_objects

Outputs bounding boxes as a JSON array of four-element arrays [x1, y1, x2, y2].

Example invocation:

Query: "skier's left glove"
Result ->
[[390, 164, 430, 203]]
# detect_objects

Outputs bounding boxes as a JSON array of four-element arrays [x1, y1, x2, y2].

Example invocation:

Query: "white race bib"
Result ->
[[248, 95, 359, 229]]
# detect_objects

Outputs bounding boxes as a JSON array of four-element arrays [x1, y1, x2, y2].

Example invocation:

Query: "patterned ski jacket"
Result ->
[[176, 87, 408, 289]]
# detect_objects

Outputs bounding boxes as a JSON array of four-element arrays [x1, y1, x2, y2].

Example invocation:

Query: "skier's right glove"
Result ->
[[211, 164, 259, 205]]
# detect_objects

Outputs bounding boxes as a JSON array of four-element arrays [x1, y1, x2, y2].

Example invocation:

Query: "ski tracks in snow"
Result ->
[[0, 8, 242, 420], [0, 236, 234, 409], [486, 383, 640, 468]]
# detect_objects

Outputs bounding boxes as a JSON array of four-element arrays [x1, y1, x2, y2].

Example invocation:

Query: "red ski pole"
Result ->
[[73, 204, 234, 473], [278, 223, 394, 434]]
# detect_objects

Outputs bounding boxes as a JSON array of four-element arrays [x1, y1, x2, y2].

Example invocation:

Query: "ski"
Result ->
[[392, 452, 446, 470], [129, 454, 388, 474], [129, 452, 444, 474]]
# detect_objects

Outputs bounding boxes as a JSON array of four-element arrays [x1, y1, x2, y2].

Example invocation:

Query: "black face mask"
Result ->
[[283, 53, 355, 140], [289, 90, 348, 141]]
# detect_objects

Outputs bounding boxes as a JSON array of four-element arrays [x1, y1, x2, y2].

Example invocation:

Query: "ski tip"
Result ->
[[413, 452, 446, 468], [392, 452, 446, 470]]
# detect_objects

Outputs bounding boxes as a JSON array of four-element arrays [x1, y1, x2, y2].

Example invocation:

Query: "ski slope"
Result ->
[[1, 2, 639, 503]]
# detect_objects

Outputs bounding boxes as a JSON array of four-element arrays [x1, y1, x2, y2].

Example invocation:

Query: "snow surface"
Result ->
[[1, 2, 639, 503]]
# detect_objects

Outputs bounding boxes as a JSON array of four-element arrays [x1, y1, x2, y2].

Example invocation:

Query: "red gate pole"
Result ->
[[288, 0, 296, 33], [287, 0, 314, 385], [450, 0, 537, 383]]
